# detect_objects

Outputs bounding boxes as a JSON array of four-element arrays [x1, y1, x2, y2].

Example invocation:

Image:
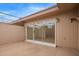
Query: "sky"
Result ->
[[0, 3, 56, 23]]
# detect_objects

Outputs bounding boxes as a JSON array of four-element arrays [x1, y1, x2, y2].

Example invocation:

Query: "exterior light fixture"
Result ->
[[70, 17, 78, 23], [56, 17, 60, 23]]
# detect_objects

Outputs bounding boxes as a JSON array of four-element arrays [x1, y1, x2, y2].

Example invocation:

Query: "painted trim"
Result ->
[[55, 21, 57, 46], [33, 28, 34, 40]]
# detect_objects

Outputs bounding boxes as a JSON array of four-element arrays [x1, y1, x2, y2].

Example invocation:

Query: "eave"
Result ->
[[10, 3, 79, 26]]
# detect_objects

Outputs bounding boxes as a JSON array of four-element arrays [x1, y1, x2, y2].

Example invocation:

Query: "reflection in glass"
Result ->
[[34, 27, 43, 41], [43, 25, 55, 43], [27, 24, 55, 44], [27, 26, 33, 40]]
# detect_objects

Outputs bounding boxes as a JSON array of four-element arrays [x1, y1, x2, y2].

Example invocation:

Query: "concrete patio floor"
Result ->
[[0, 41, 79, 56]]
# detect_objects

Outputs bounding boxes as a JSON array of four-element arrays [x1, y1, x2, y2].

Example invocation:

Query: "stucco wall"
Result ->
[[0, 23, 25, 45], [77, 8, 79, 51], [24, 9, 78, 49], [56, 9, 78, 49]]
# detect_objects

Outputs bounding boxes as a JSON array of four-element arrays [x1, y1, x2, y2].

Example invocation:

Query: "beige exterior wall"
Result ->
[[56, 10, 78, 49], [77, 8, 79, 51], [24, 9, 78, 49], [0, 23, 25, 45]]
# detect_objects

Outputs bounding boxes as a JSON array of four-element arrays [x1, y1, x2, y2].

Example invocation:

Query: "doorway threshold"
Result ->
[[26, 40, 56, 47]]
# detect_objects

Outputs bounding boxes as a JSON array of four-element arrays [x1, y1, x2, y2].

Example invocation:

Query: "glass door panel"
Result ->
[[34, 27, 43, 41], [42, 25, 55, 43], [27, 26, 33, 40]]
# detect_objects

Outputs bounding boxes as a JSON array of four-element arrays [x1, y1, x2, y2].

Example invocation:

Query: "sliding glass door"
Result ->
[[27, 21, 55, 44]]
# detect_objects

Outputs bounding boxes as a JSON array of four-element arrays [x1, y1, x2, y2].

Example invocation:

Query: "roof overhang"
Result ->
[[57, 3, 78, 10], [10, 3, 79, 26]]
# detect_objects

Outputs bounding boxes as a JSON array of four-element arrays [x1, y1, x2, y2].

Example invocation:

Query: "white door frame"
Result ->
[[25, 19, 57, 47]]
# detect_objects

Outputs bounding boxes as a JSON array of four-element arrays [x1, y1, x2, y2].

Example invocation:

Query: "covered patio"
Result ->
[[0, 41, 78, 56]]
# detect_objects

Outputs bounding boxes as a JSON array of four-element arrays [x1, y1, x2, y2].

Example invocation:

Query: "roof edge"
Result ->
[[10, 5, 57, 24]]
